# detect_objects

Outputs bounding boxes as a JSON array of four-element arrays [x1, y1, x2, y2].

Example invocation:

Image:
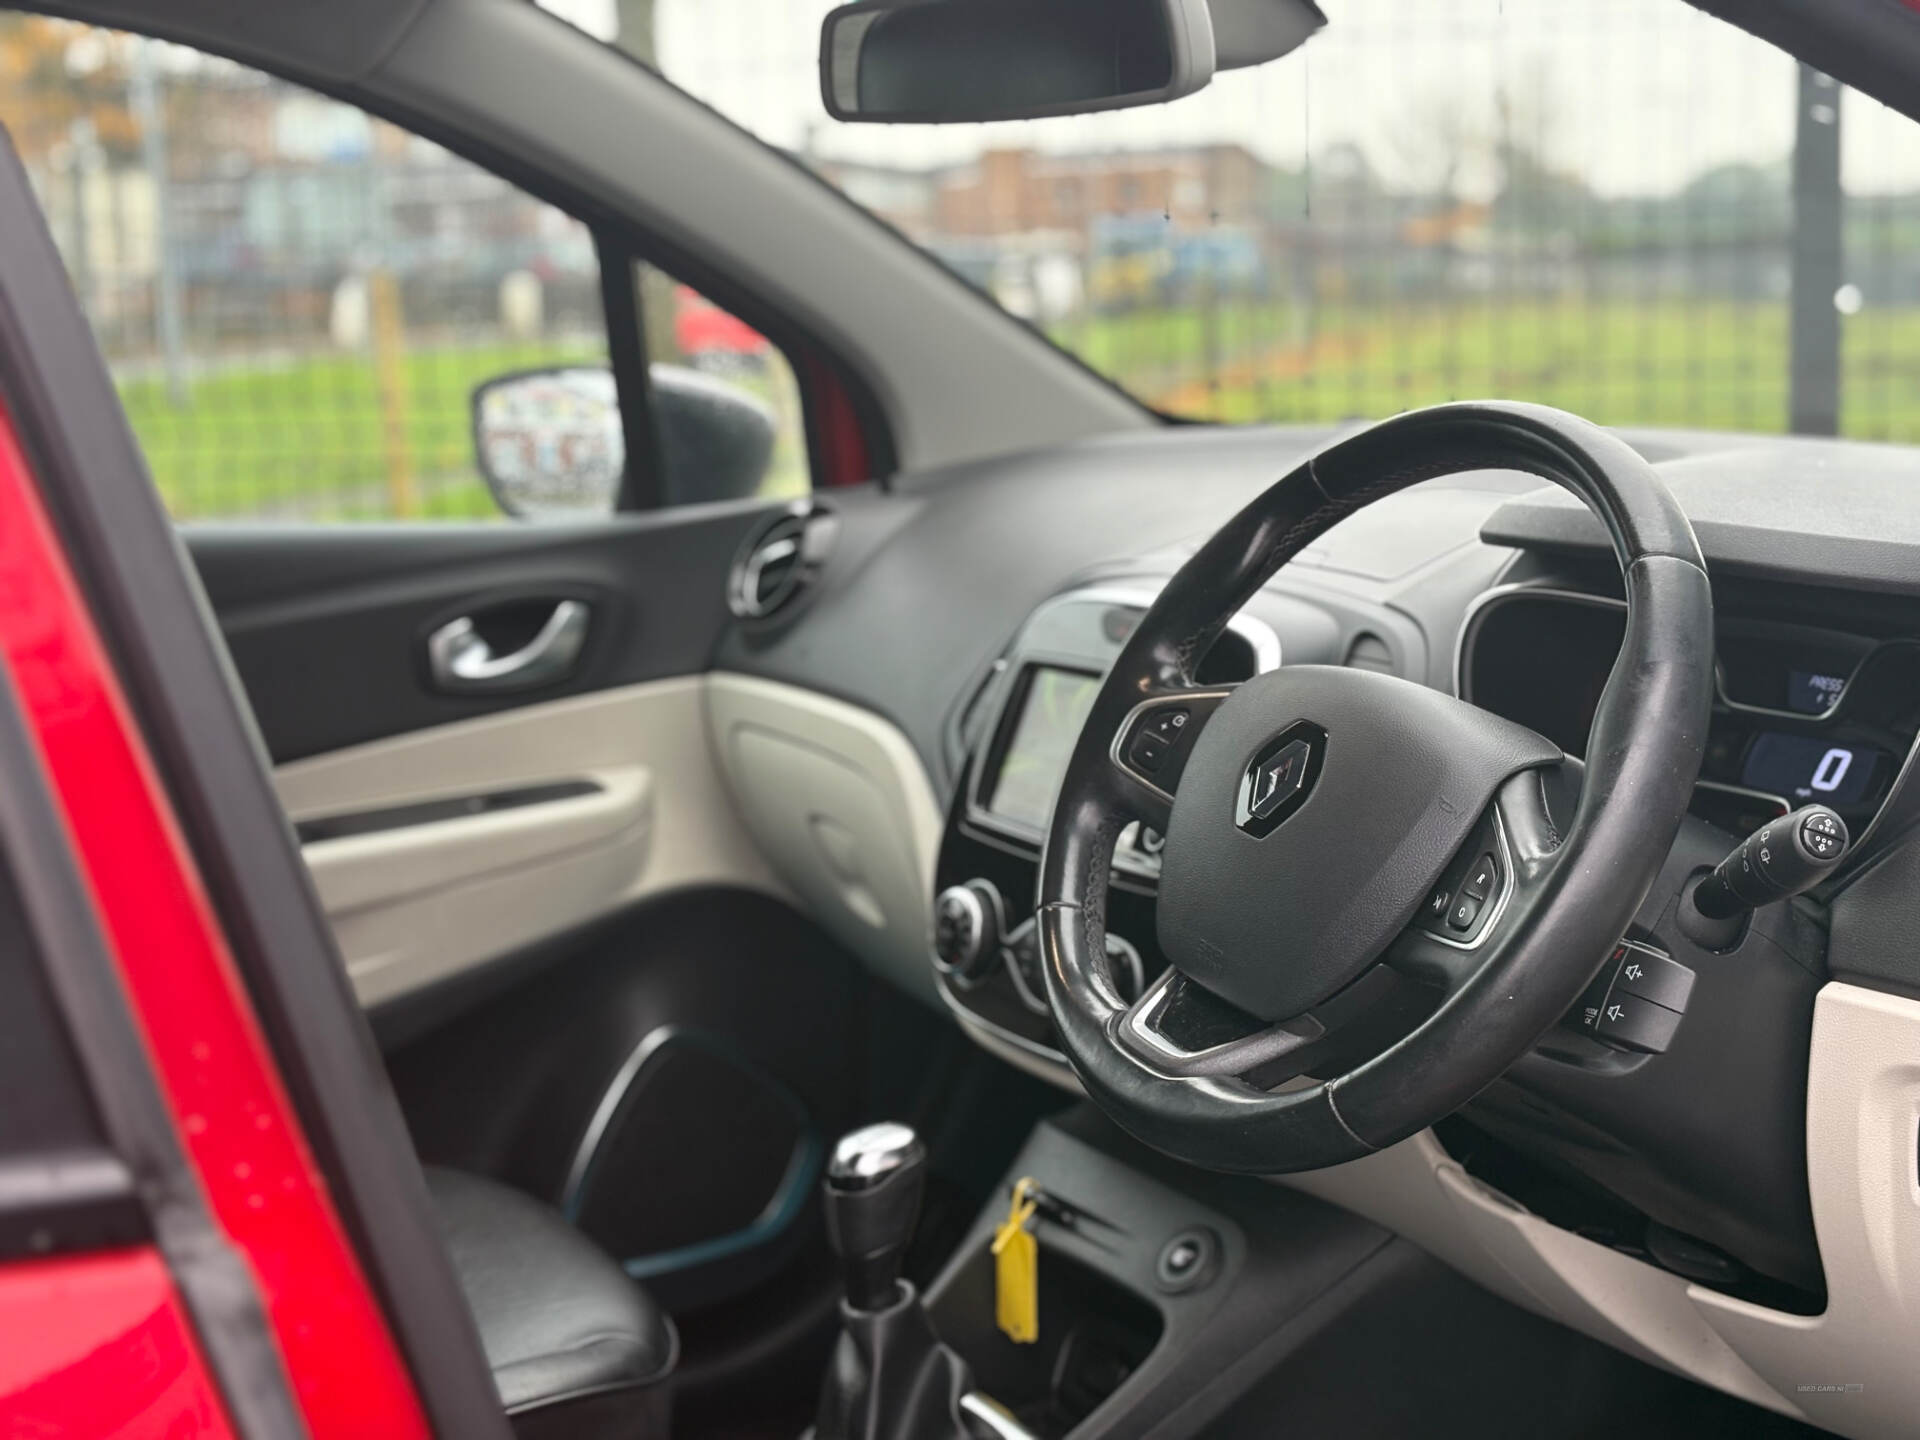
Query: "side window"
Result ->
[[473, 260, 811, 517], [642, 262, 810, 503], [0, 17, 809, 521]]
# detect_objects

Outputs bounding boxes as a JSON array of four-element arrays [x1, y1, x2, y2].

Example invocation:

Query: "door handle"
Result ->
[[427, 600, 590, 694]]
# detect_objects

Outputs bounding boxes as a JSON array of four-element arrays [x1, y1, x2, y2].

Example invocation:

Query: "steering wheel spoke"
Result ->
[[1118, 959, 1451, 1092], [1386, 768, 1570, 996], [1117, 967, 1324, 1078], [1106, 686, 1233, 832]]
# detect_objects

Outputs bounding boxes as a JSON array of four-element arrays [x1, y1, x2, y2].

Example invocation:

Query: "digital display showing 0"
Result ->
[[1742, 731, 1881, 807]]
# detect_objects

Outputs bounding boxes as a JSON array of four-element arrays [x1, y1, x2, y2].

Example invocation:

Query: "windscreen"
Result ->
[[549, 0, 1920, 445]]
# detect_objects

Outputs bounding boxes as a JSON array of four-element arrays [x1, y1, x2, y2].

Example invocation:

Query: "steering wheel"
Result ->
[[1038, 402, 1713, 1173]]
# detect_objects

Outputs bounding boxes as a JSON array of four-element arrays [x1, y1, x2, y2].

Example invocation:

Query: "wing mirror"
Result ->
[[471, 364, 776, 518], [820, 0, 1323, 124]]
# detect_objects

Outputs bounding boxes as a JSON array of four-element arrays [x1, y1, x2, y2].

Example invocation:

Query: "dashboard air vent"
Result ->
[[1344, 632, 1397, 675], [728, 502, 835, 622]]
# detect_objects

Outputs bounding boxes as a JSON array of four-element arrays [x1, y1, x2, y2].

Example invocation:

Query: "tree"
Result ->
[[0, 15, 139, 165]]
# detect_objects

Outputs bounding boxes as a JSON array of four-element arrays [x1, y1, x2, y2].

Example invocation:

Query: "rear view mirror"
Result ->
[[471, 365, 776, 519], [820, 0, 1216, 124]]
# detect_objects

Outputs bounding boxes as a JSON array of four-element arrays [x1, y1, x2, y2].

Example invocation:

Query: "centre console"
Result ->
[[929, 585, 1281, 1077]]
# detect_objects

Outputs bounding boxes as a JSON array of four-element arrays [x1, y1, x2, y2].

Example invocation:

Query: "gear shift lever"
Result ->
[[814, 1123, 1035, 1440], [824, 1121, 927, 1312]]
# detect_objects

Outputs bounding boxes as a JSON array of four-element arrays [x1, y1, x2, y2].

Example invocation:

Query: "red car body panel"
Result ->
[[0, 1248, 239, 1438], [675, 283, 770, 358], [0, 401, 431, 1438]]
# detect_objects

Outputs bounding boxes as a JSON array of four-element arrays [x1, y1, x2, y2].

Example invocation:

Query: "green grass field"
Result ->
[[117, 340, 601, 521], [113, 299, 1920, 522], [1056, 297, 1920, 439]]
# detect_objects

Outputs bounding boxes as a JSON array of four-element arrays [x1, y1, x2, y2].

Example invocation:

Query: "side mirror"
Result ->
[[471, 364, 776, 518], [821, 0, 1216, 124]]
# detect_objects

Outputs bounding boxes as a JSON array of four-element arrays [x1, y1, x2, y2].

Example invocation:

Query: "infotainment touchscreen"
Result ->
[[985, 666, 1103, 831]]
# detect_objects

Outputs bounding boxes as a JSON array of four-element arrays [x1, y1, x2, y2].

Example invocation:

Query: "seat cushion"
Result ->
[[425, 1166, 676, 1439]]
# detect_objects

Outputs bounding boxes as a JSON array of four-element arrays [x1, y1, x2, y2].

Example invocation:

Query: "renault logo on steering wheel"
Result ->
[[1236, 721, 1327, 837]]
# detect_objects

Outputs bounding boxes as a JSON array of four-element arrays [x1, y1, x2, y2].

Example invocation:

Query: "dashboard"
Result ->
[[1460, 588, 1920, 839], [713, 422, 1920, 1438]]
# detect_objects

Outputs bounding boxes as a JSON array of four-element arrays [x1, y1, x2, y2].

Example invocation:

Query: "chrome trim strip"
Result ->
[[1058, 583, 1284, 676], [1693, 778, 1791, 818], [563, 1026, 819, 1278], [960, 1392, 1042, 1440], [1706, 626, 1910, 722], [962, 581, 1281, 863], [563, 1025, 679, 1213], [1452, 583, 1627, 703], [1712, 667, 1850, 723], [1106, 689, 1235, 808], [1458, 583, 1902, 727], [937, 979, 1078, 1089], [1121, 967, 1322, 1075], [1417, 808, 1517, 952], [1842, 727, 1920, 867]]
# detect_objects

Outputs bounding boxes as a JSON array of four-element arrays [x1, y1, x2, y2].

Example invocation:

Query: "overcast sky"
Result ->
[[545, 0, 1920, 197]]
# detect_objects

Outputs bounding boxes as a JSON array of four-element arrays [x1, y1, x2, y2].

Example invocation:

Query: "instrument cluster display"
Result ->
[[1463, 591, 1916, 829], [1741, 731, 1883, 807]]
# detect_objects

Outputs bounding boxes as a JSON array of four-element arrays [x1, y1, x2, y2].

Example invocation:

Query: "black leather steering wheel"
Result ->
[[1038, 401, 1713, 1173]]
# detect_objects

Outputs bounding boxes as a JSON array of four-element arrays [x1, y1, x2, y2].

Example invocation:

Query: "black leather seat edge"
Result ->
[[424, 1166, 676, 1440]]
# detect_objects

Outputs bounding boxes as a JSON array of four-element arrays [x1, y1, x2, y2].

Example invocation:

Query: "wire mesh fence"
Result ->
[[2, 19, 620, 519], [659, 0, 1920, 443], [3, 2, 1919, 523]]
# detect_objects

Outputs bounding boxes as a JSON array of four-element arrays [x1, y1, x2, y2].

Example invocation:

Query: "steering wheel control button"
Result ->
[[1612, 943, 1696, 1012], [1147, 709, 1190, 741], [1128, 731, 1170, 773], [1446, 892, 1484, 932], [1116, 692, 1231, 797], [1799, 810, 1843, 859], [1418, 810, 1507, 947], [1154, 1228, 1220, 1294], [1462, 853, 1498, 901], [1594, 991, 1684, 1054]]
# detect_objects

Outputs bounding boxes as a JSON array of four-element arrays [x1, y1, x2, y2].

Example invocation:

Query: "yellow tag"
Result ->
[[991, 1177, 1039, 1344]]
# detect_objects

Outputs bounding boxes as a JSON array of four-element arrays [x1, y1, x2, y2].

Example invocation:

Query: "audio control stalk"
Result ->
[[1680, 804, 1849, 949]]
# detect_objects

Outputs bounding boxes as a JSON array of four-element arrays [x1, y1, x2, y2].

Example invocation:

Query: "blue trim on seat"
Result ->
[[621, 1130, 822, 1281], [561, 1025, 820, 1281]]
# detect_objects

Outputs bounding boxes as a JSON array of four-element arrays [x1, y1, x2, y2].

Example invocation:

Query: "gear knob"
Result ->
[[823, 1121, 927, 1312]]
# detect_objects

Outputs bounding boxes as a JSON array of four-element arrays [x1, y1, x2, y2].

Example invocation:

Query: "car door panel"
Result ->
[[185, 505, 770, 764], [273, 677, 784, 1007]]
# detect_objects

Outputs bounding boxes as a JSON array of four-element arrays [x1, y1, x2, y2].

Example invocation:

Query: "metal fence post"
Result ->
[[1789, 64, 1843, 436], [130, 40, 188, 409]]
